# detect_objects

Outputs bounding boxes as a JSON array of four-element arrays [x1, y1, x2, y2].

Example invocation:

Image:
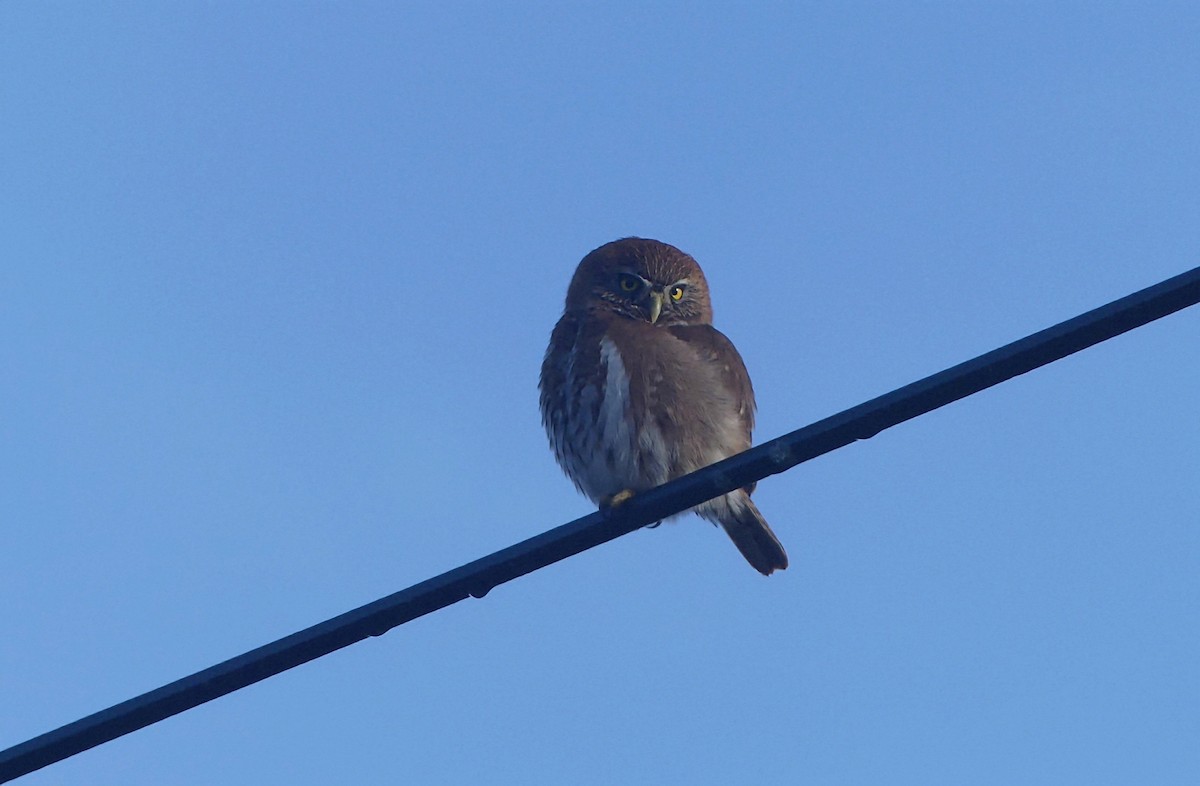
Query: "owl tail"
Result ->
[[705, 492, 789, 576]]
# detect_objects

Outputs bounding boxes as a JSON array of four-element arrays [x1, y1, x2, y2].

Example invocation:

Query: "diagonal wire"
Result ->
[[2, 266, 1197, 783]]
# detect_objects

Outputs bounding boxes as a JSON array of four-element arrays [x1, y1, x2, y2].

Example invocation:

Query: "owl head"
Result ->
[[564, 237, 714, 326]]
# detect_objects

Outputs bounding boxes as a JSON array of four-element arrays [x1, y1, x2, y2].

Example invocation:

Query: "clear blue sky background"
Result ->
[[2, 4, 1197, 784]]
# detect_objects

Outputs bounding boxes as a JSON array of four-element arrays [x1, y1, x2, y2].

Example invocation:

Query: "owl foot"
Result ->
[[600, 490, 663, 527], [599, 489, 636, 518]]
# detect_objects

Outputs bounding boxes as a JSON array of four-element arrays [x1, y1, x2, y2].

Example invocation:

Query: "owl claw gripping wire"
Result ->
[[600, 489, 666, 528], [602, 489, 636, 509], [538, 237, 789, 575]]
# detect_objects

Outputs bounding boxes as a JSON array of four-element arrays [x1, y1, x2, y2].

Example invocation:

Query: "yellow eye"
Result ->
[[668, 284, 685, 302], [618, 273, 641, 292]]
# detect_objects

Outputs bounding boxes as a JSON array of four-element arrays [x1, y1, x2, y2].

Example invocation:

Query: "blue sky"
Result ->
[[2, 3, 1197, 784]]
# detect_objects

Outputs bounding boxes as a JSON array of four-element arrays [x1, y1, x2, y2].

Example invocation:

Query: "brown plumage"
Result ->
[[539, 237, 788, 575]]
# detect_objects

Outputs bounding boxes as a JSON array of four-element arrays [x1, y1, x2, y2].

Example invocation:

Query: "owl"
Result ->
[[539, 237, 788, 575]]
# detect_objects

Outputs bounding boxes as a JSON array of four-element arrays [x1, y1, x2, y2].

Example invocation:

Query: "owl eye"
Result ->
[[617, 273, 641, 293], [668, 284, 686, 302]]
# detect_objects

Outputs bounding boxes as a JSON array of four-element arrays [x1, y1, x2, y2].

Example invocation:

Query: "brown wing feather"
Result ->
[[666, 323, 758, 495], [666, 324, 755, 432]]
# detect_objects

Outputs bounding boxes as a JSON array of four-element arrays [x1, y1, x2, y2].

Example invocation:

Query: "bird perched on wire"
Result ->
[[539, 237, 788, 575]]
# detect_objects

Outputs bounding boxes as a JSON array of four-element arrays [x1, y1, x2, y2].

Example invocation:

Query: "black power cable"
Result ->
[[2, 266, 1197, 783]]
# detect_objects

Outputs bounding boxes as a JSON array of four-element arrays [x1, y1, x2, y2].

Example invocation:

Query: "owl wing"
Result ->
[[666, 324, 756, 435]]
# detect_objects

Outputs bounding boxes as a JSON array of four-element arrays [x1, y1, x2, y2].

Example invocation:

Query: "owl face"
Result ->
[[564, 237, 714, 326]]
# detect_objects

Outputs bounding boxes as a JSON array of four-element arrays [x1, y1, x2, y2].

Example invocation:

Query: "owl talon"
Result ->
[[607, 489, 636, 506], [600, 489, 636, 516]]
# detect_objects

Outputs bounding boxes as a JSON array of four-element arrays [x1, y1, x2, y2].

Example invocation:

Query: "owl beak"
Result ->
[[647, 291, 664, 324]]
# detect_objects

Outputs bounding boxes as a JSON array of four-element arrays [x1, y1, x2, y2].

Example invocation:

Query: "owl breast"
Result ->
[[540, 315, 747, 507], [541, 321, 669, 503]]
